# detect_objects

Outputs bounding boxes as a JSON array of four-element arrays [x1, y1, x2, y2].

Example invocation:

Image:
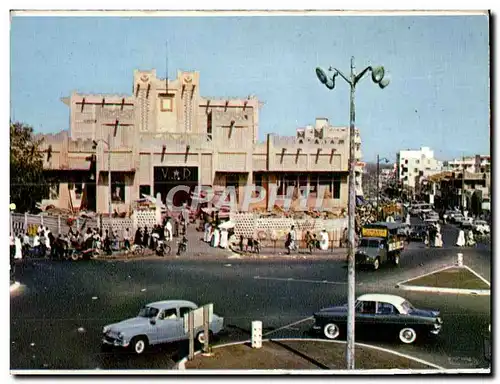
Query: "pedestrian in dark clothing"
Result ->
[[143, 227, 149, 248], [239, 235, 244, 252], [134, 227, 142, 245]]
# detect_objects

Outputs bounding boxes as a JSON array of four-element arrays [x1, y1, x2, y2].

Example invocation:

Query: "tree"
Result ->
[[10, 122, 48, 213]]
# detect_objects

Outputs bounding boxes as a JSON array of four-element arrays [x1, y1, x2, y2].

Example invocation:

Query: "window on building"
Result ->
[[207, 111, 212, 141], [333, 176, 341, 199], [160, 96, 174, 112], [414, 168, 418, 173], [318, 174, 332, 197], [139, 185, 151, 198], [74, 183, 83, 200], [111, 173, 126, 203], [298, 174, 308, 197], [254, 173, 263, 187], [405, 159, 408, 164], [416, 160, 420, 164]]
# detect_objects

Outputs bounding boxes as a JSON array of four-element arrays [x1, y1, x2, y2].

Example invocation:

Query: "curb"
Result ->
[[397, 284, 490, 296], [175, 338, 445, 371]]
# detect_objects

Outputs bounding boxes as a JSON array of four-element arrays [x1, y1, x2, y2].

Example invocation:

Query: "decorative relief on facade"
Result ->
[[138, 90, 149, 132]]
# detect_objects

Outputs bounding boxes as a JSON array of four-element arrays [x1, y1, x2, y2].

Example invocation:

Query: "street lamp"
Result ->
[[316, 57, 389, 370], [377, 155, 390, 221]]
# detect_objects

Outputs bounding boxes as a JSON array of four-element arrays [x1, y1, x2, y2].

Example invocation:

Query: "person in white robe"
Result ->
[[319, 229, 329, 251], [456, 229, 466, 247], [15, 235, 23, 260], [211, 227, 220, 248], [165, 219, 173, 241], [203, 222, 211, 242], [219, 228, 228, 249], [434, 232, 443, 248]]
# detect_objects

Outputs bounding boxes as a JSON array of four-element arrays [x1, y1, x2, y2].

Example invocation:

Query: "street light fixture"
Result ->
[[377, 155, 390, 221], [315, 57, 389, 370]]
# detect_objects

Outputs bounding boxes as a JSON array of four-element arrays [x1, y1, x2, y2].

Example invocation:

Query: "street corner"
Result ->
[[180, 339, 445, 371]]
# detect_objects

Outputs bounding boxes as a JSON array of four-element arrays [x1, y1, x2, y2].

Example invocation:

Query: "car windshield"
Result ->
[[360, 239, 380, 248], [400, 300, 415, 314], [138, 306, 159, 318]]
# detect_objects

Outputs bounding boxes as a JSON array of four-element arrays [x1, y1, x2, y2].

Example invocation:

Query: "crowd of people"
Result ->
[[9, 212, 192, 265]]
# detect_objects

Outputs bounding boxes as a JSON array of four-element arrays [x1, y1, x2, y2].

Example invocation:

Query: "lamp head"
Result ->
[[316, 67, 336, 89], [378, 77, 390, 89], [316, 67, 328, 85], [371, 66, 386, 83]]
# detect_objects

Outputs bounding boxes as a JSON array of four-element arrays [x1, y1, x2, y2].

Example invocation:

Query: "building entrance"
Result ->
[[154, 166, 199, 208]]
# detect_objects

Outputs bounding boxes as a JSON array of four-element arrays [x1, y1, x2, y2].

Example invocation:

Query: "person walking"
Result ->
[[456, 229, 466, 247], [123, 228, 131, 251], [319, 229, 329, 251], [165, 218, 173, 242], [286, 226, 297, 255], [305, 231, 313, 254], [143, 226, 149, 249]]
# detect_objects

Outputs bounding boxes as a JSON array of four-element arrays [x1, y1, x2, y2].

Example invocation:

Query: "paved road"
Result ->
[[10, 221, 491, 371]]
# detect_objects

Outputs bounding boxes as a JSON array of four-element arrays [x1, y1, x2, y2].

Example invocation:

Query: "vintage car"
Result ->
[[409, 224, 429, 241], [312, 294, 443, 344], [101, 300, 224, 355], [473, 220, 490, 235]]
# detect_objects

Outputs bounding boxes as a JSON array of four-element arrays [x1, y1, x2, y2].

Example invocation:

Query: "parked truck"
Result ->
[[355, 222, 405, 270]]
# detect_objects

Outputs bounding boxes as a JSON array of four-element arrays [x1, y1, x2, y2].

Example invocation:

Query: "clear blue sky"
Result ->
[[10, 14, 490, 162]]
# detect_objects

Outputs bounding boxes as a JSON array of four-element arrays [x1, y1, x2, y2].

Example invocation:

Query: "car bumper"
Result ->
[[102, 337, 129, 348]]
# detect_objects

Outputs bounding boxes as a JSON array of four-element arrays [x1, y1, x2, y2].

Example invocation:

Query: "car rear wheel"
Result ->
[[399, 327, 417, 344], [71, 251, 79, 261], [373, 258, 380, 271], [130, 336, 148, 355], [323, 323, 340, 340]]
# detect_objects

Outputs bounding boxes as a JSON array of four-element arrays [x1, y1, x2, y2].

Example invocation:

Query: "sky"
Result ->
[[10, 12, 490, 162]]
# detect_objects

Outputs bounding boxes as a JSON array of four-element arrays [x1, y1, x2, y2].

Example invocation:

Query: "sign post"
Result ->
[[203, 305, 211, 355], [188, 311, 194, 361]]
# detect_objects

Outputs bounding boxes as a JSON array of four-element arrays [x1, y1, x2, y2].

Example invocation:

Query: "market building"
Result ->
[[36, 69, 361, 216]]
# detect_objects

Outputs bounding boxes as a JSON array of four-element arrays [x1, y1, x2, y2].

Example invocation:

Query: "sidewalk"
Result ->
[[178, 339, 444, 371], [94, 226, 349, 262]]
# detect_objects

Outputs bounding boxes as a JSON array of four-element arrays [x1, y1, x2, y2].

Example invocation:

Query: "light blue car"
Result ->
[[102, 300, 225, 355]]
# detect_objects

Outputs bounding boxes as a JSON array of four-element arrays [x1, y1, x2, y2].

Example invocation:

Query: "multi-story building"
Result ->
[[442, 155, 491, 174], [396, 147, 443, 190], [36, 69, 359, 215], [296, 118, 363, 196]]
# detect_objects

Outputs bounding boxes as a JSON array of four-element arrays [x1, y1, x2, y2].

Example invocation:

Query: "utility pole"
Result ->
[[346, 56, 356, 370], [461, 155, 465, 214], [376, 154, 380, 221], [316, 58, 389, 370]]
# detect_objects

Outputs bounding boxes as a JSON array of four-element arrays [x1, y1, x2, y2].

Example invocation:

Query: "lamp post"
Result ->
[[316, 57, 389, 369], [376, 155, 389, 221]]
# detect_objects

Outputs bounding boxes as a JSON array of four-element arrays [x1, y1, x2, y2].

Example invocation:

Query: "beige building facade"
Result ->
[[37, 69, 360, 215]]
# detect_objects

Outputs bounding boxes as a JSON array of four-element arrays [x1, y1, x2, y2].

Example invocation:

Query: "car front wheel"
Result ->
[[130, 336, 148, 355], [399, 327, 417, 344], [323, 323, 340, 340]]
